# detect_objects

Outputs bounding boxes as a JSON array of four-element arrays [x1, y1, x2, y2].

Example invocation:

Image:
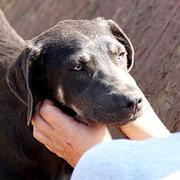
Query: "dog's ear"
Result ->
[[6, 43, 42, 126], [107, 20, 134, 71]]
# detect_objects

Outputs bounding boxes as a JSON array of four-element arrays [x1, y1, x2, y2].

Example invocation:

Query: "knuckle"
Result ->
[[40, 103, 54, 117], [33, 115, 42, 127], [33, 128, 39, 138]]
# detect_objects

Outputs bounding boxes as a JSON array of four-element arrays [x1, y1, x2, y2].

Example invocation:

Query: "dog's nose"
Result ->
[[124, 96, 143, 113]]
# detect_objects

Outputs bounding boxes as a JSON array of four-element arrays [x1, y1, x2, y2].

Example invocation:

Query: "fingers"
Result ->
[[32, 112, 54, 136], [39, 99, 81, 130], [31, 99, 113, 166], [33, 127, 56, 154], [33, 127, 51, 147]]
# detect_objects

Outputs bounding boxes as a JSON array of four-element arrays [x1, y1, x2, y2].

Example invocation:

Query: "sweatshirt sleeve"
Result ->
[[71, 133, 180, 180]]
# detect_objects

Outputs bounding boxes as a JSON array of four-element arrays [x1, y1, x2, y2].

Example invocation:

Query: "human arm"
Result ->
[[32, 93, 170, 166], [119, 90, 170, 140]]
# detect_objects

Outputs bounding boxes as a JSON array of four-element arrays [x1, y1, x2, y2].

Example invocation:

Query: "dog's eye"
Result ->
[[117, 52, 126, 62], [72, 65, 83, 71], [119, 52, 125, 57]]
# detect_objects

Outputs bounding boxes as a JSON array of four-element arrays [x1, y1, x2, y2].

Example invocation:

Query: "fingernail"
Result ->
[[31, 119, 34, 126], [44, 99, 54, 105], [35, 102, 43, 112]]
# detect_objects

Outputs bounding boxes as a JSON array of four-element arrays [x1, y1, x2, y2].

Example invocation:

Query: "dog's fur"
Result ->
[[0, 10, 143, 180]]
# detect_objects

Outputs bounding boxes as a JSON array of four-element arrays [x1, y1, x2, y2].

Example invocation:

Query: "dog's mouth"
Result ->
[[74, 115, 95, 125], [74, 110, 142, 126], [52, 99, 142, 126]]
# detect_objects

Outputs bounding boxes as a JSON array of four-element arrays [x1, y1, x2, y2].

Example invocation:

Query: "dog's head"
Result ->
[[7, 18, 143, 126]]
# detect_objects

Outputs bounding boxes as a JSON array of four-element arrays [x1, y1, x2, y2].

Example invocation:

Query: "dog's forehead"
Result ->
[[87, 35, 119, 50], [35, 19, 126, 67], [51, 19, 112, 41], [62, 26, 119, 54], [56, 20, 114, 45], [35, 18, 121, 52], [35, 19, 113, 48], [59, 18, 110, 35]]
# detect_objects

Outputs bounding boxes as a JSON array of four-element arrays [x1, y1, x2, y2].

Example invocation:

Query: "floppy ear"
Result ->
[[6, 43, 42, 126], [107, 20, 134, 71]]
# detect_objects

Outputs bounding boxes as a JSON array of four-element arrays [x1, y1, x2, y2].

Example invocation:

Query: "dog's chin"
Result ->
[[74, 114, 96, 126], [114, 111, 143, 126], [74, 111, 143, 126], [53, 101, 143, 126]]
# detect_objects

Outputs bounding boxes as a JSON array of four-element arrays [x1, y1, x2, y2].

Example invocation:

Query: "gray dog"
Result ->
[[0, 13, 142, 180]]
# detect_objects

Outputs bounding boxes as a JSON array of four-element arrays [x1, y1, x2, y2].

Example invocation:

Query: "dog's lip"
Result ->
[[74, 112, 142, 126], [113, 117, 138, 126], [118, 111, 143, 126], [74, 114, 96, 125]]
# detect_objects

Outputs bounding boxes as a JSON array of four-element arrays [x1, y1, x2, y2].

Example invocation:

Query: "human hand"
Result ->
[[32, 100, 112, 167]]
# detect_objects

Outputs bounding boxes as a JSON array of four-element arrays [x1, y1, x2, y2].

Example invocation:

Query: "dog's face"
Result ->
[[7, 18, 143, 125]]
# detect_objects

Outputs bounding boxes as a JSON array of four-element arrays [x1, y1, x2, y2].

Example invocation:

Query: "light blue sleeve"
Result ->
[[71, 133, 180, 180]]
